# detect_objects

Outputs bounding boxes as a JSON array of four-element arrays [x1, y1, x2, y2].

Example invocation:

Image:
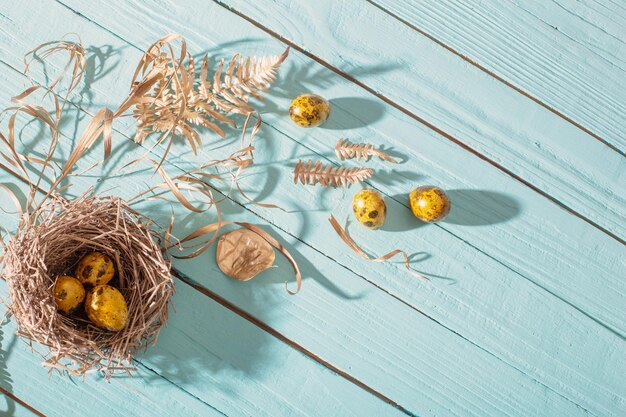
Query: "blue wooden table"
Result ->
[[0, 1, 624, 416]]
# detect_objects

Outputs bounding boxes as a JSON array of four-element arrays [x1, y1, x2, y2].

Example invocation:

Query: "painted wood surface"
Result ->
[[219, 0, 626, 242], [0, 1, 624, 416], [370, 0, 626, 153]]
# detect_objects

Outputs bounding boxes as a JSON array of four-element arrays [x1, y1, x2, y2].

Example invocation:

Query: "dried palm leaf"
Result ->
[[129, 34, 289, 157], [293, 160, 374, 188], [335, 138, 398, 163]]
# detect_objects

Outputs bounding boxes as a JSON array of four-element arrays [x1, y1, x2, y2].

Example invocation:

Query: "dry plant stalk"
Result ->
[[293, 160, 374, 188], [328, 215, 428, 281], [1, 196, 174, 376], [335, 138, 398, 163]]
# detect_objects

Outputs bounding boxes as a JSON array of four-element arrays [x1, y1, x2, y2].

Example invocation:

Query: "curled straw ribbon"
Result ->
[[166, 220, 302, 294], [328, 214, 429, 281]]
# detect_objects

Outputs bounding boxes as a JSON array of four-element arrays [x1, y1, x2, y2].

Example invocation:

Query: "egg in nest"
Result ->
[[85, 285, 128, 331], [76, 252, 116, 286], [53, 275, 86, 314]]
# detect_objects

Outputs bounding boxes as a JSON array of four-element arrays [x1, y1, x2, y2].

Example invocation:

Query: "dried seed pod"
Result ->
[[216, 228, 276, 281]]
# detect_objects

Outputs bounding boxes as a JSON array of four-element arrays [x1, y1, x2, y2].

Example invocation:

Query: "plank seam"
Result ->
[[365, 0, 625, 156], [0, 385, 47, 417], [171, 268, 417, 417], [171, 267, 597, 417], [133, 361, 229, 417], [211, 0, 626, 247]]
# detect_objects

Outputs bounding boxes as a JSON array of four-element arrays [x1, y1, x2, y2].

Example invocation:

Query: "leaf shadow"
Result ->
[[257, 61, 398, 116], [377, 144, 408, 164], [251, 223, 366, 301], [0, 318, 17, 417]]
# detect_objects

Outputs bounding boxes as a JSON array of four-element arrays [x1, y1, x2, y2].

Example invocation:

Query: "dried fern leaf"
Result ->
[[293, 160, 373, 188], [335, 138, 398, 163], [211, 47, 289, 106], [129, 34, 288, 160]]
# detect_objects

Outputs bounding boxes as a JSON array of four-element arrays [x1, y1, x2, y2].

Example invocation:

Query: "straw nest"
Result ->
[[1, 195, 174, 376]]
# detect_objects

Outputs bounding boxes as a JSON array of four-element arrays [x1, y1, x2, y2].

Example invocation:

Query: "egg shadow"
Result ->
[[443, 190, 521, 226], [381, 193, 428, 232], [249, 224, 365, 300], [324, 97, 385, 130]]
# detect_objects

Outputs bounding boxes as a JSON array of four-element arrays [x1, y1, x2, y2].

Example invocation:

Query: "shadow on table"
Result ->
[[324, 97, 385, 130], [114, 187, 363, 393], [381, 190, 521, 231], [382, 193, 426, 232], [0, 319, 16, 417], [443, 190, 521, 226]]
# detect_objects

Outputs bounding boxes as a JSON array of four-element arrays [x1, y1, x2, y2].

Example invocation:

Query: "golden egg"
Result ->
[[289, 94, 331, 127], [53, 275, 85, 314], [85, 285, 128, 331], [76, 252, 116, 286], [352, 189, 387, 230], [409, 186, 451, 222]]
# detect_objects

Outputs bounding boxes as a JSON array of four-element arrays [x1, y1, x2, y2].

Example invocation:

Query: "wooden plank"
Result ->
[[1, 1, 625, 415], [47, 0, 626, 336], [15, 0, 626, 412], [509, 0, 626, 64], [367, 0, 626, 152], [0, 293, 225, 417], [0, 386, 45, 417], [0, 61, 592, 417], [216, 0, 626, 243]]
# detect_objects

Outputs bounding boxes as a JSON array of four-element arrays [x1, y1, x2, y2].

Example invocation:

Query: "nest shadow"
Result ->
[[130, 196, 363, 388], [0, 320, 16, 417]]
